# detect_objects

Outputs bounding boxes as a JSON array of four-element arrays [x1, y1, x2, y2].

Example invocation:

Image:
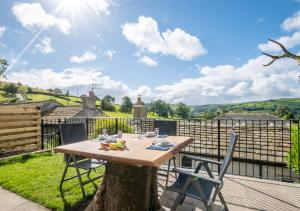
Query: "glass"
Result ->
[[118, 130, 122, 139], [102, 128, 107, 138], [154, 128, 159, 137]]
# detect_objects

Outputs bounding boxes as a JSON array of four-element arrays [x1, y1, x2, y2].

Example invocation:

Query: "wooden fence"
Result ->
[[0, 105, 41, 156]]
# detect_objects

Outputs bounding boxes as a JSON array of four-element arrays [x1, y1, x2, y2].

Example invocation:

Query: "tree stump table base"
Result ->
[[86, 162, 161, 211]]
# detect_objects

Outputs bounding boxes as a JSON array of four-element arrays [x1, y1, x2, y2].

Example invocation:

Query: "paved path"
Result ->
[[0, 187, 48, 211]]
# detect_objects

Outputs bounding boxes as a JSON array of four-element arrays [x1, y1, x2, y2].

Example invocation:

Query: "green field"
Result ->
[[0, 152, 103, 210]]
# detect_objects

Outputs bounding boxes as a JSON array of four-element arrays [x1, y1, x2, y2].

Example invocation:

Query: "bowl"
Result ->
[[145, 132, 156, 137]]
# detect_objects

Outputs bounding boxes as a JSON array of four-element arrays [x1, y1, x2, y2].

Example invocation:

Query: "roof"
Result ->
[[214, 112, 282, 121], [42, 106, 83, 120]]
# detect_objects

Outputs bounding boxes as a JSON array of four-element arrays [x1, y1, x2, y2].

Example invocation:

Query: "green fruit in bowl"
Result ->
[[115, 142, 124, 149]]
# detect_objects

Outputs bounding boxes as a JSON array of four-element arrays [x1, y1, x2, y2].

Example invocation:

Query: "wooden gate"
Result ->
[[0, 105, 41, 156]]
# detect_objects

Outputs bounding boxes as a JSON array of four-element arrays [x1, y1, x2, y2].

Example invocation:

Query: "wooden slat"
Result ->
[[0, 107, 38, 112], [0, 126, 41, 135], [0, 115, 40, 121], [0, 132, 40, 142], [0, 121, 40, 129], [0, 138, 39, 149], [0, 111, 39, 115]]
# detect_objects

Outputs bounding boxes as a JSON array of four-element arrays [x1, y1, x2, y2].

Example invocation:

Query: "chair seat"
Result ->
[[70, 159, 104, 170], [167, 173, 214, 201]]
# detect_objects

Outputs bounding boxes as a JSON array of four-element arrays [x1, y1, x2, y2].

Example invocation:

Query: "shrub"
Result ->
[[287, 124, 299, 172], [92, 119, 133, 138]]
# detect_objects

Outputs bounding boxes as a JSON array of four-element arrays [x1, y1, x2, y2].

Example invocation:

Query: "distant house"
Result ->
[[42, 91, 104, 121], [0, 91, 104, 121]]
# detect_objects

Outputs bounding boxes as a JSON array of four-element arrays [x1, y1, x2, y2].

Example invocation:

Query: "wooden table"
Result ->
[[54, 133, 193, 211]]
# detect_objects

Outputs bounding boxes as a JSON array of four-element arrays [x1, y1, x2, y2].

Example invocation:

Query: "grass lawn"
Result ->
[[0, 151, 104, 210]]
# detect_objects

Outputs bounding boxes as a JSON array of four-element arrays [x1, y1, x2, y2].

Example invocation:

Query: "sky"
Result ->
[[0, 0, 300, 104]]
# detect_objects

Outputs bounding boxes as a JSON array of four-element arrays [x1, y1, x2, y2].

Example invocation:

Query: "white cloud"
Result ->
[[104, 49, 115, 59], [281, 10, 300, 31], [122, 16, 206, 60], [34, 37, 55, 54], [70, 51, 96, 63], [258, 31, 300, 52], [12, 2, 72, 34], [155, 55, 300, 104], [0, 26, 6, 37], [5, 53, 300, 105], [138, 56, 158, 67]]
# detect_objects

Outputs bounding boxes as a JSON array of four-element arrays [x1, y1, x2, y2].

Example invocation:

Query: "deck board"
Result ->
[[158, 173, 300, 211]]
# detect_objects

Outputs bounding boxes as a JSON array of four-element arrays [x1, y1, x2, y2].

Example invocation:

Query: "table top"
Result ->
[[54, 133, 193, 167]]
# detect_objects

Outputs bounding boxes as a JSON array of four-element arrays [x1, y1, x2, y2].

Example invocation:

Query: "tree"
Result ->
[[119, 96, 133, 113], [27, 87, 33, 93], [53, 88, 62, 94], [102, 95, 115, 103], [3, 83, 18, 96], [149, 100, 173, 118], [262, 39, 300, 66], [174, 103, 190, 119], [0, 58, 8, 79], [101, 100, 116, 111], [17, 82, 22, 86]]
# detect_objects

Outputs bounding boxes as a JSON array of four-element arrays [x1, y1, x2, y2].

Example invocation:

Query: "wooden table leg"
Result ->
[[86, 162, 161, 211]]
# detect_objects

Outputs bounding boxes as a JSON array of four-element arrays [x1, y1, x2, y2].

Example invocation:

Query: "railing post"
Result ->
[[218, 119, 221, 174], [41, 119, 44, 150], [297, 120, 300, 181], [115, 118, 118, 134], [58, 119, 61, 145], [86, 118, 89, 138]]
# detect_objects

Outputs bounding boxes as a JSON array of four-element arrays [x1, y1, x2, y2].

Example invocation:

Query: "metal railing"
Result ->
[[41, 117, 300, 182]]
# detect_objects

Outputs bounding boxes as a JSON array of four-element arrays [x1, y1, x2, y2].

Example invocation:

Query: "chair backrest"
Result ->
[[59, 123, 87, 145], [219, 129, 238, 180], [153, 120, 177, 135]]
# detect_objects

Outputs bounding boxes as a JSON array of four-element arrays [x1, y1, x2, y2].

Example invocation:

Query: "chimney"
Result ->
[[133, 95, 147, 118], [81, 91, 96, 109]]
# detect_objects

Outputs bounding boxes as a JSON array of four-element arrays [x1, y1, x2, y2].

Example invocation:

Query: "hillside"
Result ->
[[192, 98, 300, 119], [0, 81, 134, 118]]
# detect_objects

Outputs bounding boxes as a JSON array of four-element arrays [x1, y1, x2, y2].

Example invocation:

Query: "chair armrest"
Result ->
[[184, 155, 222, 165], [172, 167, 221, 185]]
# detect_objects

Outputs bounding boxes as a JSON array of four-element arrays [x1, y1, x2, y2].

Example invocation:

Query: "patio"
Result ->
[[1, 151, 300, 211], [158, 174, 300, 211]]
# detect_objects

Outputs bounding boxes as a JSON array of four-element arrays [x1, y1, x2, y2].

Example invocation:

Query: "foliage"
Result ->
[[119, 96, 133, 113], [287, 124, 299, 172], [102, 95, 115, 103], [101, 99, 116, 111], [0, 58, 8, 79], [174, 103, 190, 119], [275, 106, 295, 120], [148, 100, 173, 118], [53, 88, 63, 94], [0, 152, 103, 211], [101, 95, 116, 111], [94, 119, 133, 136], [3, 83, 18, 96]]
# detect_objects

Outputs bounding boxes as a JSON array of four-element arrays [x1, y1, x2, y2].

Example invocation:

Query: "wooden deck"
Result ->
[[158, 173, 300, 211]]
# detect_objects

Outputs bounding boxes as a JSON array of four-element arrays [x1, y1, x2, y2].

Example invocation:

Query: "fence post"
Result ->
[[41, 119, 44, 150], [115, 118, 118, 134], [218, 119, 221, 174]]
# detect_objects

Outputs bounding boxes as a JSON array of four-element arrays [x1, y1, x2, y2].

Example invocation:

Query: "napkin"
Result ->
[[146, 145, 170, 151]]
